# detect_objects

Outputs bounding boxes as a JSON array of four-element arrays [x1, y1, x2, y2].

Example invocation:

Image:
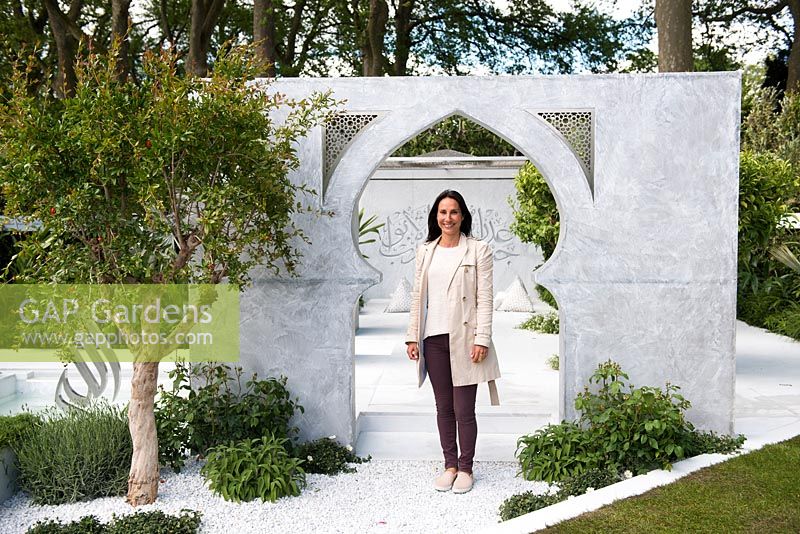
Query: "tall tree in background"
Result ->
[[656, 0, 693, 71], [334, 0, 637, 76], [697, 0, 799, 92], [43, 0, 87, 96], [252, 0, 336, 77], [188, 0, 226, 75], [111, 0, 133, 81]]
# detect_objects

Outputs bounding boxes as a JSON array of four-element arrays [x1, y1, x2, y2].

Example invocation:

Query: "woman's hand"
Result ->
[[471, 344, 488, 363], [407, 342, 419, 360]]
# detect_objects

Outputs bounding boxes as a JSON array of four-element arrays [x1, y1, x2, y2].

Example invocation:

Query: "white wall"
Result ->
[[359, 156, 544, 299]]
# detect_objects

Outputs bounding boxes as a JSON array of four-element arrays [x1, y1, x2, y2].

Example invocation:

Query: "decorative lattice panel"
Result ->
[[324, 113, 379, 183], [536, 111, 593, 174]]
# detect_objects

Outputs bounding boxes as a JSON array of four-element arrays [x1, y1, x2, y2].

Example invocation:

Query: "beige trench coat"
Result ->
[[405, 235, 501, 405]]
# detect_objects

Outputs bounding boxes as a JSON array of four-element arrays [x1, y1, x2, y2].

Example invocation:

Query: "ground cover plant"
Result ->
[[516, 360, 744, 484], [499, 467, 623, 521], [517, 312, 559, 334], [15, 403, 132, 504], [26, 510, 201, 534], [542, 436, 800, 533], [201, 433, 306, 503], [155, 361, 303, 472], [294, 436, 371, 475]]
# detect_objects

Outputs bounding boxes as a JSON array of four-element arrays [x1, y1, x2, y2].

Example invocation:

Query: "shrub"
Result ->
[[499, 467, 622, 521], [26, 510, 201, 534], [535, 284, 559, 310], [682, 429, 746, 457], [509, 162, 560, 310], [294, 436, 370, 475], [27, 517, 105, 534], [16, 403, 132, 504], [575, 360, 693, 474], [499, 491, 561, 521], [0, 412, 41, 450], [515, 360, 745, 484], [516, 422, 600, 482], [201, 434, 305, 502], [509, 162, 559, 260], [555, 467, 621, 497], [737, 151, 799, 297], [546, 353, 559, 371], [517, 312, 559, 334], [155, 361, 303, 471]]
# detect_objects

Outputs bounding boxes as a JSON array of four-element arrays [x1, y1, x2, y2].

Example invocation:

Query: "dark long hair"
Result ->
[[425, 189, 472, 242]]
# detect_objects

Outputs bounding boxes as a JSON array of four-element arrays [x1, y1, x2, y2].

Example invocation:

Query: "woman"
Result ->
[[405, 189, 500, 494]]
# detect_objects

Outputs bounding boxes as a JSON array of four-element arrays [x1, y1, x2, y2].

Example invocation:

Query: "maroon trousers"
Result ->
[[423, 334, 478, 473]]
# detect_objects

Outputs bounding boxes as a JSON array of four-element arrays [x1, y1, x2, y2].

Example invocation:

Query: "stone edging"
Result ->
[[477, 420, 800, 534]]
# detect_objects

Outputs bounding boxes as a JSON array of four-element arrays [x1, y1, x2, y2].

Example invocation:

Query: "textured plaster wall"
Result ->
[[240, 74, 741, 443]]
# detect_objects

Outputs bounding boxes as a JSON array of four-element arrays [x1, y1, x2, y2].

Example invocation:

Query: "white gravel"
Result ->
[[0, 459, 550, 533]]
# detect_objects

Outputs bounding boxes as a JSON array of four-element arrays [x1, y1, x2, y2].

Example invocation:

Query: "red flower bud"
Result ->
[[145, 139, 152, 149], [49, 207, 56, 215]]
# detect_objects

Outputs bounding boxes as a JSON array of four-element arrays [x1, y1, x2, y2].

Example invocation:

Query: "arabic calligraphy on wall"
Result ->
[[377, 205, 519, 264]]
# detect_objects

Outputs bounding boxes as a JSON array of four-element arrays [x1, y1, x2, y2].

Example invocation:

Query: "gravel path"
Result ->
[[0, 459, 550, 533]]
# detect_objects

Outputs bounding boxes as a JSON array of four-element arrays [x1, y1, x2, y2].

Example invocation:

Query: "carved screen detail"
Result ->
[[324, 113, 379, 190], [536, 111, 593, 175]]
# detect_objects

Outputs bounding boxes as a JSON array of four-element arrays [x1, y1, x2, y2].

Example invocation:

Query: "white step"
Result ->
[[356, 411, 552, 435], [354, 431, 524, 462], [0, 373, 15, 398]]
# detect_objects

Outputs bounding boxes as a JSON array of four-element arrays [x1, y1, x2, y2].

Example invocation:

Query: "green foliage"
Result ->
[[294, 436, 370, 475], [682, 430, 746, 457], [15, 403, 132, 504], [27, 516, 105, 534], [516, 361, 745, 484], [0, 45, 335, 287], [575, 360, 692, 474], [535, 284, 559, 310], [516, 422, 600, 483], [556, 466, 622, 497], [509, 162, 560, 310], [0, 412, 40, 449], [518, 312, 559, 334], [742, 87, 800, 171], [499, 467, 622, 521], [546, 353, 560, 371], [499, 490, 561, 521], [737, 151, 799, 295], [27, 510, 201, 534], [392, 115, 519, 157], [762, 304, 800, 340], [509, 162, 560, 260], [155, 361, 303, 472], [201, 434, 306, 502]]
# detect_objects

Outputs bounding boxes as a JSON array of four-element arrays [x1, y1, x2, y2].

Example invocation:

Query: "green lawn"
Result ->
[[545, 436, 800, 534]]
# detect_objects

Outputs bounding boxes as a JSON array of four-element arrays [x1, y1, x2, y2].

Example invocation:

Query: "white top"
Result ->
[[424, 235, 466, 339]]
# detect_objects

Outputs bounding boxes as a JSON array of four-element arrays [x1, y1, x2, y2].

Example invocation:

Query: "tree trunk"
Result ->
[[788, 0, 800, 93], [43, 0, 81, 97], [254, 0, 277, 77], [655, 0, 693, 72], [393, 0, 414, 75], [126, 361, 160, 506], [188, 0, 226, 76], [362, 0, 388, 76], [111, 0, 132, 82]]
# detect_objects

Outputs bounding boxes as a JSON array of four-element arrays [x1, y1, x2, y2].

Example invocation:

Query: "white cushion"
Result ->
[[497, 276, 535, 312], [385, 277, 413, 312], [494, 290, 507, 310]]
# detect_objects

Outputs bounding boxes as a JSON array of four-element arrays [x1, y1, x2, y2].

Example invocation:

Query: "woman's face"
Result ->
[[437, 197, 463, 239]]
